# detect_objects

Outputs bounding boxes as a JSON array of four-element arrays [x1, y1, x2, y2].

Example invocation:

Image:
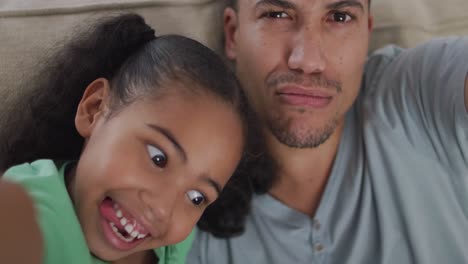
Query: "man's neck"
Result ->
[[267, 121, 345, 217]]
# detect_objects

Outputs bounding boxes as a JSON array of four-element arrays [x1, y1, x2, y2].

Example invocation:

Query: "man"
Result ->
[[188, 0, 468, 263]]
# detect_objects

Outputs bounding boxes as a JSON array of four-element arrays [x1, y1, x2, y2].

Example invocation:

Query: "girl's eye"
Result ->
[[262, 11, 290, 19], [146, 145, 167, 168], [186, 190, 206, 206], [329, 12, 353, 23]]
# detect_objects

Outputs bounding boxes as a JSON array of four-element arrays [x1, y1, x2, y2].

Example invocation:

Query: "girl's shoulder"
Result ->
[[3, 159, 94, 264], [3, 159, 61, 182]]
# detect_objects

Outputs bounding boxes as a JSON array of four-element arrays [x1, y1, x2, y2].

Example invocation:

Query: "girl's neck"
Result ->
[[64, 162, 77, 204]]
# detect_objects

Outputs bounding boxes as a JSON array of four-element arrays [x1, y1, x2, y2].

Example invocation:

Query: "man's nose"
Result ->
[[287, 27, 327, 74]]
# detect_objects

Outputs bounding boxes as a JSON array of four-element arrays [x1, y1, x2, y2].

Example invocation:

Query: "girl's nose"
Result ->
[[140, 186, 178, 236]]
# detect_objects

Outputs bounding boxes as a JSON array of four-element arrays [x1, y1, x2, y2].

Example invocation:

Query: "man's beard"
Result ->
[[267, 113, 339, 148]]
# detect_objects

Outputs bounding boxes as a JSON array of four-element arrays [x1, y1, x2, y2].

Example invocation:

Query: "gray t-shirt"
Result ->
[[187, 37, 468, 264]]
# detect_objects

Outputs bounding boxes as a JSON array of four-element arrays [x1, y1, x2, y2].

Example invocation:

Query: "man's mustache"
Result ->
[[265, 72, 342, 93]]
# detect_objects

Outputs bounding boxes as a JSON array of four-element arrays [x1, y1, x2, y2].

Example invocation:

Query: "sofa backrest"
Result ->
[[0, 0, 226, 98], [1, 0, 468, 108], [370, 0, 468, 51]]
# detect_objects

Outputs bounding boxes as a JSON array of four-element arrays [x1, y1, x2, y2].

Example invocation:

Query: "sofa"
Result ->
[[1, 0, 468, 116]]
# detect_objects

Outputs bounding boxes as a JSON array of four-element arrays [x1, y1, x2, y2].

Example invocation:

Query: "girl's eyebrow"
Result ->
[[146, 123, 187, 162]]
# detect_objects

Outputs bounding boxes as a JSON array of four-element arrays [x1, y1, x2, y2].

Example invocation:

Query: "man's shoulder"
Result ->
[[364, 36, 468, 82], [361, 44, 405, 95], [359, 36, 468, 105]]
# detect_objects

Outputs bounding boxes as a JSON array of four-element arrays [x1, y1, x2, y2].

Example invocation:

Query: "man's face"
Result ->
[[224, 0, 372, 148]]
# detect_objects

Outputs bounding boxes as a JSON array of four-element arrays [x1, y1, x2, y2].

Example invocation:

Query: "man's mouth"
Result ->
[[99, 197, 151, 250], [276, 86, 333, 108]]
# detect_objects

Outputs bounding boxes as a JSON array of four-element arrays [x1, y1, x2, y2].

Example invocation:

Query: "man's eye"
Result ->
[[186, 190, 206, 206], [263, 11, 290, 19], [147, 145, 167, 168], [330, 12, 353, 23]]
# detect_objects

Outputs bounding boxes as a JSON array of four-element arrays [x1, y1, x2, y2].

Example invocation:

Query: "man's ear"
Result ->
[[368, 14, 374, 32], [224, 7, 239, 60], [75, 78, 111, 138]]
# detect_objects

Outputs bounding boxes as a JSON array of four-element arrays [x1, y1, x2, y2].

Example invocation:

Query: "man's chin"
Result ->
[[272, 130, 333, 149], [268, 120, 338, 149]]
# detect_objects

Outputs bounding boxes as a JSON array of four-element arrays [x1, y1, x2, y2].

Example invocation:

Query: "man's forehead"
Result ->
[[238, 0, 368, 8]]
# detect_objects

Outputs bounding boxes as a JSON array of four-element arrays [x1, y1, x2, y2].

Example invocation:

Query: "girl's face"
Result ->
[[71, 79, 244, 261]]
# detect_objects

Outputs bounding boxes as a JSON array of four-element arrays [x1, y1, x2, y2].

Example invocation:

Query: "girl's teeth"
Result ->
[[112, 201, 123, 219], [116, 210, 123, 218], [108, 221, 148, 243], [110, 201, 149, 241], [108, 222, 136, 242], [124, 224, 134, 233], [110, 222, 118, 232]]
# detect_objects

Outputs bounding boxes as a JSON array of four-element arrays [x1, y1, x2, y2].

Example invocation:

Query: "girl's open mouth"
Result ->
[[99, 197, 150, 250]]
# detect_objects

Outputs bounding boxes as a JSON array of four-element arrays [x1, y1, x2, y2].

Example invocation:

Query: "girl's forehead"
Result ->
[[144, 79, 210, 99], [128, 87, 240, 128]]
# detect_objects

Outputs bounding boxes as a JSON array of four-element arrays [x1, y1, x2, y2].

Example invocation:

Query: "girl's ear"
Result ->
[[75, 78, 111, 138]]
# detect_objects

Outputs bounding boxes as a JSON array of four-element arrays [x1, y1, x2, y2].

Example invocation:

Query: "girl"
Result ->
[[1, 13, 247, 264]]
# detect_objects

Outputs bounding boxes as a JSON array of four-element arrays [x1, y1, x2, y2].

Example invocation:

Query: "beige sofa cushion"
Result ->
[[370, 0, 468, 52], [2, 0, 468, 103], [0, 0, 226, 98]]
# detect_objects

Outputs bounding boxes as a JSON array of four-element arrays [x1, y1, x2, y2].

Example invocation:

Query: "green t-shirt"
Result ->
[[3, 159, 194, 264]]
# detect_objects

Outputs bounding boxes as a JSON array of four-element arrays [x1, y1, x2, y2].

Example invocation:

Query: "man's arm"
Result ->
[[0, 180, 43, 264], [465, 75, 468, 113]]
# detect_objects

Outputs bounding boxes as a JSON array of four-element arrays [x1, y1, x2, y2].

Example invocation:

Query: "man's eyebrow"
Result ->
[[202, 175, 222, 197], [255, 0, 297, 10], [146, 123, 187, 162], [326, 0, 364, 11]]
